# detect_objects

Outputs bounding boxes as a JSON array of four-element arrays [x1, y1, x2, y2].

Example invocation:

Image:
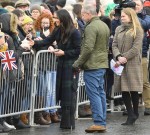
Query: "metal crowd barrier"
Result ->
[[0, 50, 122, 125], [75, 71, 112, 119], [0, 52, 35, 125], [30, 50, 61, 125]]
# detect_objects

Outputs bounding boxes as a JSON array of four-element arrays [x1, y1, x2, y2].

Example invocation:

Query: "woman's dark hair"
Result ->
[[73, 4, 82, 19], [56, 9, 74, 44], [99, 16, 111, 31], [40, 3, 50, 9], [12, 9, 24, 18]]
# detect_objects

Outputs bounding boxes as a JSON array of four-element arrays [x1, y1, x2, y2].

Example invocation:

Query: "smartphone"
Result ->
[[36, 31, 40, 38]]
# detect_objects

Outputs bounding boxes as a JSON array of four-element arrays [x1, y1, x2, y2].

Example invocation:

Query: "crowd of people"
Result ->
[[0, 0, 150, 133]]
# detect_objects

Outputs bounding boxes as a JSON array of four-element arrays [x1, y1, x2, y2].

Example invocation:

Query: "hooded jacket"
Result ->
[[0, 13, 24, 59]]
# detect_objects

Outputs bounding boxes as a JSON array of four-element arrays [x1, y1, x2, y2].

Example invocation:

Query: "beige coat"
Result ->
[[112, 25, 143, 92]]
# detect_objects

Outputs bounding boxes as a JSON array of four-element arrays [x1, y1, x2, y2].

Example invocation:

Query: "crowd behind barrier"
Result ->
[[0, 50, 121, 125]]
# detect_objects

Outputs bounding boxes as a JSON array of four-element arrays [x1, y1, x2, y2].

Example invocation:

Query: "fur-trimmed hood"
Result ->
[[0, 13, 18, 35]]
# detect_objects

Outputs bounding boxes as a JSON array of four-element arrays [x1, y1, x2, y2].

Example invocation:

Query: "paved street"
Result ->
[[1, 107, 150, 135]]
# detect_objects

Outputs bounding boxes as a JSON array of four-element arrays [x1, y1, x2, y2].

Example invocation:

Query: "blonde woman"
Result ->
[[112, 8, 144, 125]]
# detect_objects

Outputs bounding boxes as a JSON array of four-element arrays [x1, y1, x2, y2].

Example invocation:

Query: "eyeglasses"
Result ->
[[32, 11, 40, 14]]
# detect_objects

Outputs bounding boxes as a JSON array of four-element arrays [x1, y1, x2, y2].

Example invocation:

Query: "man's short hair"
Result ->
[[82, 4, 97, 15]]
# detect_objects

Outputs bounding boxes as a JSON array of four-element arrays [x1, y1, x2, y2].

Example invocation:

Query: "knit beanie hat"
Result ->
[[0, 8, 8, 15], [30, 4, 41, 14], [15, 0, 30, 8], [22, 15, 33, 26], [57, 0, 66, 8]]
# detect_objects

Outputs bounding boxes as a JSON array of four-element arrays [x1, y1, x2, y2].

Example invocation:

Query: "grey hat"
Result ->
[[30, 4, 41, 14]]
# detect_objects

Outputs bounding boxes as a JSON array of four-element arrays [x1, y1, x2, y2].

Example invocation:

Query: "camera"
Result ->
[[113, 0, 136, 16]]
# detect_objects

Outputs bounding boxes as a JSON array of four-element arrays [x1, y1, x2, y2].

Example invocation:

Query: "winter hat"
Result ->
[[22, 15, 33, 26], [57, 0, 66, 8], [30, 4, 41, 14], [15, 0, 30, 8], [0, 8, 8, 15], [144, 1, 150, 7], [0, 0, 15, 8]]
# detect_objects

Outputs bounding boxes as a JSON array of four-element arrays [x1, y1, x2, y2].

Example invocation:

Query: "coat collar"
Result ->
[[118, 23, 133, 33], [85, 16, 99, 27]]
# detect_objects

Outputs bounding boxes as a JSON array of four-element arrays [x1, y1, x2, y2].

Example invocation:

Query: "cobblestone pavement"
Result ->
[[1, 107, 150, 135]]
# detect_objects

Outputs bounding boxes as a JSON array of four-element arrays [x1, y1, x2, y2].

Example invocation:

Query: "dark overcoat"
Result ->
[[34, 27, 81, 105]]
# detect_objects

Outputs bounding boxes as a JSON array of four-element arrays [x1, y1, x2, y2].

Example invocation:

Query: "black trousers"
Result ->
[[122, 91, 139, 117]]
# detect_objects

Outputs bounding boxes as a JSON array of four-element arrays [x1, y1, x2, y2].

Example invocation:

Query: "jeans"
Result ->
[[84, 68, 106, 126], [37, 71, 57, 113]]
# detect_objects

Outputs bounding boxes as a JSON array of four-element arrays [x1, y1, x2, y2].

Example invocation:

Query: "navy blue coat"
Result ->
[[137, 10, 150, 57]]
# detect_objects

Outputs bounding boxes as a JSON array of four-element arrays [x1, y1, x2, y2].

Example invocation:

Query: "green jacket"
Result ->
[[73, 17, 110, 70]]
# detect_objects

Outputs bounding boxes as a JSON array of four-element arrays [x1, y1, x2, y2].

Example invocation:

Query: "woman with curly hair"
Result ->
[[34, 13, 54, 50], [33, 13, 60, 125]]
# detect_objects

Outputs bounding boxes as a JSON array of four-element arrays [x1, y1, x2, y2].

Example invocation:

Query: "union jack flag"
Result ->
[[0, 50, 17, 71]]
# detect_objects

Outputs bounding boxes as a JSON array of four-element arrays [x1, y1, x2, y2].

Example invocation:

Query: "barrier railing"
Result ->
[[0, 52, 35, 124], [0, 50, 124, 125], [30, 50, 61, 125]]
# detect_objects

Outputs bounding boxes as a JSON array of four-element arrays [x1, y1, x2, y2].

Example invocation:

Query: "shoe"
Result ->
[[106, 95, 114, 100], [144, 108, 150, 115], [122, 110, 128, 116], [2, 121, 15, 132], [13, 119, 30, 129], [3, 121, 16, 130], [78, 105, 92, 117], [20, 113, 29, 125], [0, 124, 4, 133], [121, 115, 138, 125], [43, 112, 51, 124], [50, 112, 60, 123], [34, 112, 49, 125], [85, 125, 106, 133]]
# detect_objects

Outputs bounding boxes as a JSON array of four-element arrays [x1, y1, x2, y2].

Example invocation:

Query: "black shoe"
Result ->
[[144, 108, 150, 115], [106, 95, 114, 100], [0, 124, 4, 133], [122, 110, 128, 116], [14, 119, 30, 129], [121, 115, 138, 125]]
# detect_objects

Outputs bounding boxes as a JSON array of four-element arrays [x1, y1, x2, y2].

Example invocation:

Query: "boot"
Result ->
[[0, 123, 4, 133], [13, 118, 30, 129], [50, 112, 60, 123], [78, 104, 92, 117], [0, 119, 14, 132], [20, 113, 28, 125], [121, 92, 138, 125], [34, 112, 49, 125], [43, 112, 51, 124], [130, 92, 139, 118]]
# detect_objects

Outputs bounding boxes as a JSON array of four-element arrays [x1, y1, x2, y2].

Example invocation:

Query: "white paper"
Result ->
[[110, 59, 124, 76]]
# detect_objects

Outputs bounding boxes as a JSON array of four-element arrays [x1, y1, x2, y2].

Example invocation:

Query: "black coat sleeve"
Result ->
[[33, 28, 58, 50], [64, 29, 81, 58]]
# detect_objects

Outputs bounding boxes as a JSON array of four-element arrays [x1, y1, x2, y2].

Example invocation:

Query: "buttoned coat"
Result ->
[[112, 24, 143, 92]]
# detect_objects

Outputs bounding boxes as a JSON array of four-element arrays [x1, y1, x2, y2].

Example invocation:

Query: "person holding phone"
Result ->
[[30, 9, 81, 129]]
